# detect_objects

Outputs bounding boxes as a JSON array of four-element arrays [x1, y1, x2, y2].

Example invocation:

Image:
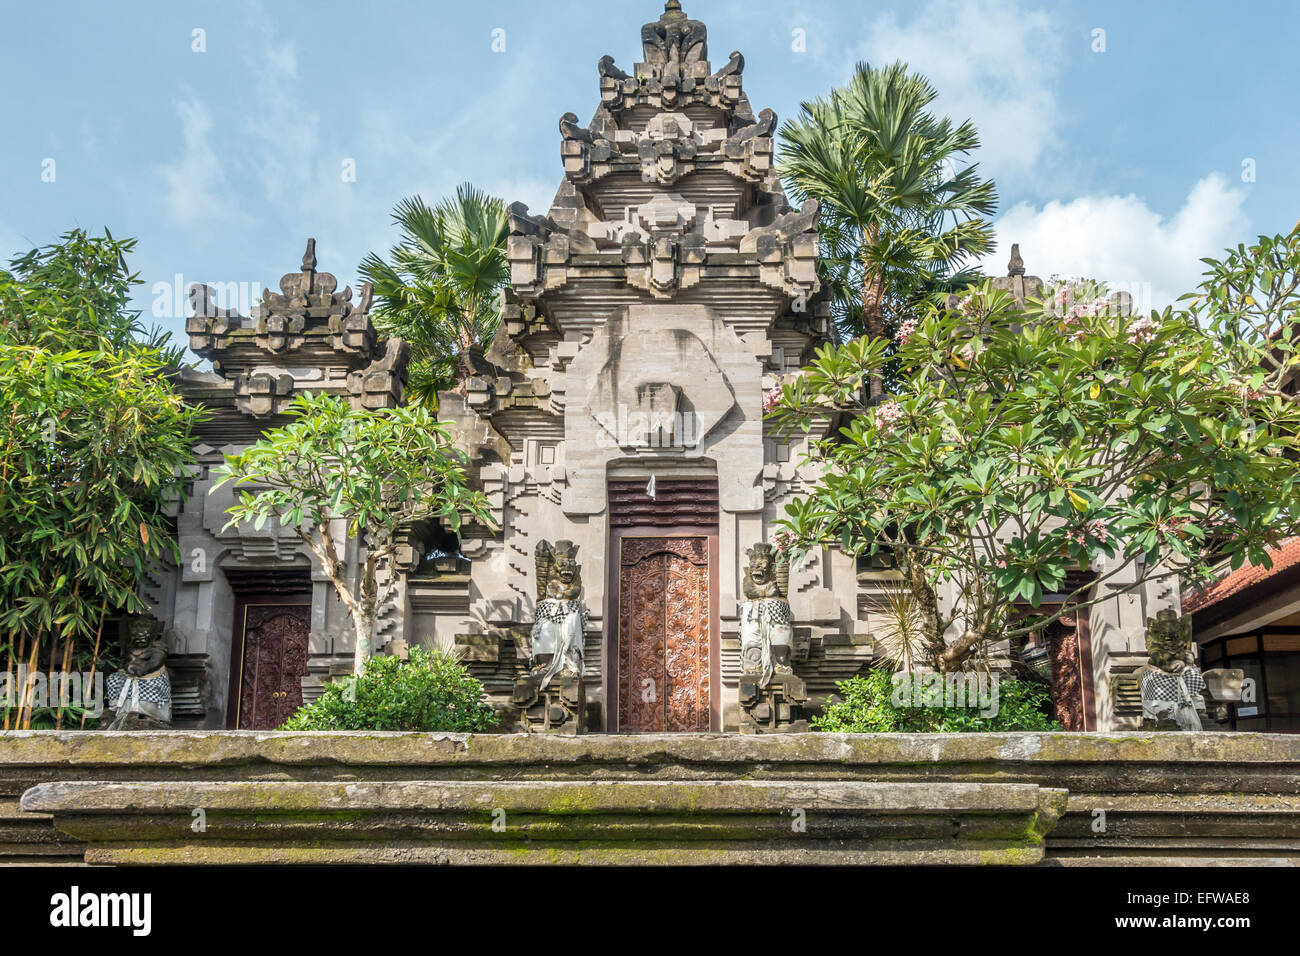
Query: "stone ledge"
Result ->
[[3, 732, 1299, 865], [2, 730, 1299, 770], [21, 780, 1066, 866]]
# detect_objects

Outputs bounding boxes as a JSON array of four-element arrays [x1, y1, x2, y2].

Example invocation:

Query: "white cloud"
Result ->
[[242, 28, 322, 209], [159, 97, 232, 226], [980, 173, 1251, 309], [855, 0, 1063, 180]]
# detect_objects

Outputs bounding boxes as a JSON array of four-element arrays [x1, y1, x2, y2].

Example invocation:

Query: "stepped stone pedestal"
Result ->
[[512, 675, 586, 735], [738, 672, 809, 733]]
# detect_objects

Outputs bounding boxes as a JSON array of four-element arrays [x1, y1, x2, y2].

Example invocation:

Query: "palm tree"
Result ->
[[359, 184, 509, 406], [779, 61, 998, 398]]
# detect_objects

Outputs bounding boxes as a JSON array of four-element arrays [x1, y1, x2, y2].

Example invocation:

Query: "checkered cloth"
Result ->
[[740, 597, 794, 688], [1140, 665, 1206, 704], [1140, 664, 1206, 729], [106, 667, 172, 725], [743, 598, 792, 626], [531, 599, 586, 690], [534, 599, 587, 624]]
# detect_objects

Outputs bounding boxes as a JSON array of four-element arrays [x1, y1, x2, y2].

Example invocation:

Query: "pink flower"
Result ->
[[1069, 520, 1110, 547], [1156, 517, 1189, 537], [895, 317, 918, 344], [762, 386, 783, 413], [875, 401, 904, 432], [1127, 316, 1158, 345]]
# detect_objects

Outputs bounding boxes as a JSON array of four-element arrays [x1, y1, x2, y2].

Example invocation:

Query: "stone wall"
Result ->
[[3, 731, 1298, 865]]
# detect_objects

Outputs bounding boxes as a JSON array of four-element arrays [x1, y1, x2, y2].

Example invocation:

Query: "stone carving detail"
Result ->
[[739, 543, 793, 687], [739, 673, 809, 734], [1138, 610, 1213, 730], [105, 614, 172, 730], [529, 540, 586, 688], [510, 540, 588, 735], [641, 0, 708, 76], [512, 673, 585, 734], [738, 543, 808, 734], [184, 239, 408, 417]]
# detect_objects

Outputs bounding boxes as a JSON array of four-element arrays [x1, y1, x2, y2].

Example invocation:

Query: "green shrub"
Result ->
[[280, 646, 498, 732], [811, 667, 1060, 733]]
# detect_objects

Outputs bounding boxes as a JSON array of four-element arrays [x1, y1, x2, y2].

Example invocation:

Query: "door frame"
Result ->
[[225, 593, 313, 730], [606, 526, 720, 732]]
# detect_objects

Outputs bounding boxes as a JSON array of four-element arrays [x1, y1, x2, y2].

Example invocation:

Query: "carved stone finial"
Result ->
[[1007, 243, 1025, 277], [598, 54, 629, 81], [641, 0, 707, 71], [302, 238, 317, 273]]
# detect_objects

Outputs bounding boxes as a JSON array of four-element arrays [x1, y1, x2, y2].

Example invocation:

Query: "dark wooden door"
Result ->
[[234, 604, 311, 729], [617, 537, 711, 732]]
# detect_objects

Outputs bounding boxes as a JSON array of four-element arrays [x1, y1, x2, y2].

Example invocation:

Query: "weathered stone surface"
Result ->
[[3, 731, 1300, 864], [23, 779, 1064, 865]]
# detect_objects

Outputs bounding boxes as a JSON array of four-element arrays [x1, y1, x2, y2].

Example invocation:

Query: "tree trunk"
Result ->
[[937, 628, 985, 673], [352, 612, 373, 676], [354, 555, 379, 676], [861, 240, 885, 399]]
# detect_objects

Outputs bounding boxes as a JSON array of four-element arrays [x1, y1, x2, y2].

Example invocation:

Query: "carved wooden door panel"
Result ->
[[236, 604, 311, 730], [618, 537, 711, 732]]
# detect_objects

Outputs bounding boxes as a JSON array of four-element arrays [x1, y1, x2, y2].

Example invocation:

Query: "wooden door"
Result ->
[[233, 603, 311, 730], [617, 537, 711, 732]]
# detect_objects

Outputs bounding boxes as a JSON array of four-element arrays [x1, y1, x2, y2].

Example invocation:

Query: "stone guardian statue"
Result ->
[[530, 540, 587, 689], [105, 615, 172, 730], [739, 543, 794, 688], [1139, 610, 1206, 731]]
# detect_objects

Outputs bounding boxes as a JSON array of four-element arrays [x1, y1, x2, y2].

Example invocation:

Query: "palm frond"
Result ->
[[358, 184, 510, 404]]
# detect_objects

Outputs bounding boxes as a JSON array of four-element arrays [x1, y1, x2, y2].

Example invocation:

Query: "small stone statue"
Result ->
[[530, 540, 586, 689], [105, 615, 172, 730], [739, 543, 794, 688], [1139, 610, 1206, 731]]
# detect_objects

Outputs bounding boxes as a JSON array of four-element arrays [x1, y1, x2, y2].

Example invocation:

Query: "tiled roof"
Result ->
[[1183, 537, 1300, 615]]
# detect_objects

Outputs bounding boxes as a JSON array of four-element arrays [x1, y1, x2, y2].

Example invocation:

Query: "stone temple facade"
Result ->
[[432, 1, 871, 732], [150, 2, 1178, 734]]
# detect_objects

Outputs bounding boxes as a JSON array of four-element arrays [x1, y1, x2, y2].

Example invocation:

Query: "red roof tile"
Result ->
[[1183, 537, 1300, 615]]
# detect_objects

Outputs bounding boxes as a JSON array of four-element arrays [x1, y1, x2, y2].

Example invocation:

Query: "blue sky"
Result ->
[[2, 0, 1297, 355]]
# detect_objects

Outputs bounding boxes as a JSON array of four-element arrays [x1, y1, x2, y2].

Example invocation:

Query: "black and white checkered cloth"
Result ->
[[535, 599, 587, 624], [1140, 665, 1205, 706], [106, 669, 172, 706], [746, 598, 792, 625]]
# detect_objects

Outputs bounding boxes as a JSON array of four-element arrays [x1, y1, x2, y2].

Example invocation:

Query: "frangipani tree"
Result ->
[[1185, 222, 1300, 400], [770, 275, 1300, 672], [213, 393, 492, 674]]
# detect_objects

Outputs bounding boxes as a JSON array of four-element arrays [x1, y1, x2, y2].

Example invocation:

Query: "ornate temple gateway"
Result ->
[[434, 0, 869, 732], [156, 2, 1179, 734]]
